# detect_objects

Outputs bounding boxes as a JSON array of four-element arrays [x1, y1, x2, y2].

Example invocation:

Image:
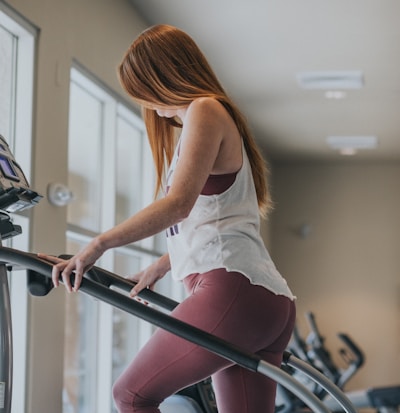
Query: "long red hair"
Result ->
[[118, 24, 272, 216]]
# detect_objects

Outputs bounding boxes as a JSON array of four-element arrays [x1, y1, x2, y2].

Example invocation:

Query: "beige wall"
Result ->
[[5, 0, 146, 411], [270, 161, 400, 390]]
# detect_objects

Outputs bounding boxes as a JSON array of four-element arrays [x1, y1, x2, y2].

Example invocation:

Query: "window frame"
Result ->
[[0, 3, 36, 177], [65, 64, 175, 413], [0, 3, 37, 413]]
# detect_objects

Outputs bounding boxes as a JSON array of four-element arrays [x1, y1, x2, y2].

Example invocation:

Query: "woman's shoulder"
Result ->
[[187, 97, 226, 117], [184, 97, 233, 133]]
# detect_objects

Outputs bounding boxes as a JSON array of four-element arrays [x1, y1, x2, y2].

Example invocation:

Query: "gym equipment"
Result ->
[[0, 135, 41, 214], [1, 246, 357, 413], [289, 311, 400, 413], [0, 134, 356, 413], [0, 135, 42, 413], [302, 312, 364, 388]]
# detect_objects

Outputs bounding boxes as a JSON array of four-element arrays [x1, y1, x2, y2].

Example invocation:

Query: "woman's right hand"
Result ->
[[38, 238, 104, 292]]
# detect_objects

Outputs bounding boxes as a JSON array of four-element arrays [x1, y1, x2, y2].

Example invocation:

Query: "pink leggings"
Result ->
[[112, 269, 296, 413]]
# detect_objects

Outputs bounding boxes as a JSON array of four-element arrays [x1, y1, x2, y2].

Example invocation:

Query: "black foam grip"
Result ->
[[27, 269, 54, 296]]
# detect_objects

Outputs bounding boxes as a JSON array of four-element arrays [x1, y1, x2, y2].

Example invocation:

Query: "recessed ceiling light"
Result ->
[[325, 90, 347, 99], [326, 135, 378, 156], [339, 147, 358, 156], [297, 71, 364, 90]]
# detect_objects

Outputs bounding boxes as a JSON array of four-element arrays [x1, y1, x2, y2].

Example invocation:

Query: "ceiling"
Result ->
[[128, 0, 400, 163]]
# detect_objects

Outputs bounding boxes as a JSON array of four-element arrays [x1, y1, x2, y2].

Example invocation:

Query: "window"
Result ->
[[0, 4, 36, 413], [0, 22, 15, 140], [0, 4, 35, 173], [64, 65, 185, 413]]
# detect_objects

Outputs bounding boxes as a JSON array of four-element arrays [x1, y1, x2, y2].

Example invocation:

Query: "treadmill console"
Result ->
[[0, 134, 42, 213]]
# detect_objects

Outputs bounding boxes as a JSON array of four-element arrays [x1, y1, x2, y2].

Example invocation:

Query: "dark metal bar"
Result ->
[[0, 249, 12, 413], [283, 351, 356, 413], [0, 246, 355, 413]]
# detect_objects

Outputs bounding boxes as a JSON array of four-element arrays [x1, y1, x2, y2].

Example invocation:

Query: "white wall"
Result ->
[[4, 1, 147, 411], [270, 161, 400, 390]]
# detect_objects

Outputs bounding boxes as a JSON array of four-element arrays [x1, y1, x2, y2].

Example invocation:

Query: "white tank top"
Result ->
[[166, 139, 295, 300]]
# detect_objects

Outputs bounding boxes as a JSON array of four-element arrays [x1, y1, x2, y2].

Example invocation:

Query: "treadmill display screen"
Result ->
[[0, 155, 19, 181]]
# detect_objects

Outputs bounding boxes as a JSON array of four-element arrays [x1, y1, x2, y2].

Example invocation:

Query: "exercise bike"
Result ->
[[283, 311, 400, 413]]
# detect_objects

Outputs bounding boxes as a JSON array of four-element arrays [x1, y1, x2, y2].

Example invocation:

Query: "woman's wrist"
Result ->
[[158, 254, 171, 274], [91, 235, 108, 255]]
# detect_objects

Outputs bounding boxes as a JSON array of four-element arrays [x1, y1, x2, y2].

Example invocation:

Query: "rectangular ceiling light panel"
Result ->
[[326, 135, 378, 150], [297, 70, 364, 89]]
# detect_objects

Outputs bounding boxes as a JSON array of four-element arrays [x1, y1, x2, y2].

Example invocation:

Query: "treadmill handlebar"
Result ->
[[0, 245, 259, 370], [58, 254, 179, 311], [0, 245, 356, 413]]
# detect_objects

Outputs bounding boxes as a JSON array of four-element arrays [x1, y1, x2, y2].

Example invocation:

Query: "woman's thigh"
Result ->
[[113, 270, 295, 409]]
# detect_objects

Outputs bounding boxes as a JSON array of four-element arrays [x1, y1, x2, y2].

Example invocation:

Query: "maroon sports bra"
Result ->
[[200, 171, 238, 195]]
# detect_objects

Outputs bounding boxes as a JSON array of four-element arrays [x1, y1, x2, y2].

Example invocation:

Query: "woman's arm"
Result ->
[[47, 98, 234, 291]]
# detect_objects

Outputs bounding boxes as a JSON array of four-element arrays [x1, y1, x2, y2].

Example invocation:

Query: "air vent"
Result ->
[[297, 71, 364, 89]]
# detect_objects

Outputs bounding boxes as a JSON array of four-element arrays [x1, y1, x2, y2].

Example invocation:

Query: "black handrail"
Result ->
[[0, 245, 356, 413]]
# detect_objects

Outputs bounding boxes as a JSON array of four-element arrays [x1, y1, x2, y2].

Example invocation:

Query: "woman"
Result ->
[[40, 24, 296, 413]]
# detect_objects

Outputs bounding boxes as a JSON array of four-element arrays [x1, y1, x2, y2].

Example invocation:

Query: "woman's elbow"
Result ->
[[167, 195, 194, 222], [175, 202, 193, 221]]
